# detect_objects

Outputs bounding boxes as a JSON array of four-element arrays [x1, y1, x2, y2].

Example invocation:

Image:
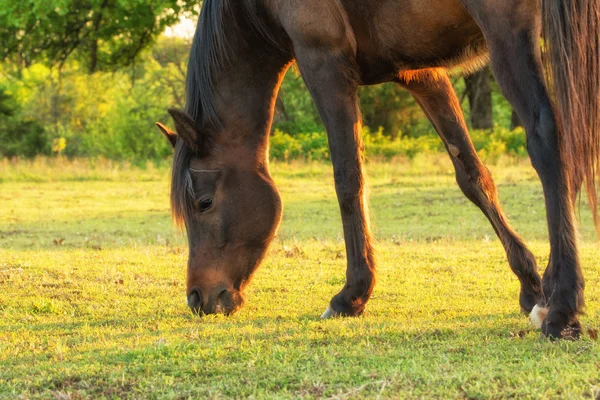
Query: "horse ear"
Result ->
[[167, 108, 203, 152], [155, 122, 177, 148]]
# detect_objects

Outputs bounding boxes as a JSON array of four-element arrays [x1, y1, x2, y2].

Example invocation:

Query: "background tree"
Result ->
[[0, 85, 47, 157], [0, 0, 199, 72], [0, 6, 525, 161], [359, 84, 426, 138], [464, 66, 494, 130]]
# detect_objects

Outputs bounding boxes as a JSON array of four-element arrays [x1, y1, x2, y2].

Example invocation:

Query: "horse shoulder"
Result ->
[[276, 0, 357, 53]]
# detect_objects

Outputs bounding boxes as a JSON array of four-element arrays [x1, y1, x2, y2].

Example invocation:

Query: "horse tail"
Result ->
[[542, 0, 600, 230]]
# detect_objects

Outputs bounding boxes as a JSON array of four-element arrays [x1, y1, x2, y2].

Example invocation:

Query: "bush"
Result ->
[[470, 126, 527, 161], [362, 127, 442, 160], [270, 126, 527, 162], [0, 54, 528, 163], [0, 87, 49, 158], [270, 130, 303, 161], [270, 130, 329, 161]]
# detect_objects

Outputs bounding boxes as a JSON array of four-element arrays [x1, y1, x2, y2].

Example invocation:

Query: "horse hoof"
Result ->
[[530, 304, 549, 329], [542, 319, 582, 340], [320, 306, 339, 319]]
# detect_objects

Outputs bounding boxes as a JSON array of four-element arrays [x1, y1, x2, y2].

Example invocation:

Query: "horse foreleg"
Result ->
[[399, 72, 543, 315], [293, 49, 376, 318]]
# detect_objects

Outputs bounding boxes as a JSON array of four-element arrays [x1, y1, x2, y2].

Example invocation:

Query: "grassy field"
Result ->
[[1, 156, 599, 399]]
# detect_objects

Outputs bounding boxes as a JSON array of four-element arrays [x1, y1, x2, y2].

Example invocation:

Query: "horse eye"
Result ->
[[198, 197, 214, 212]]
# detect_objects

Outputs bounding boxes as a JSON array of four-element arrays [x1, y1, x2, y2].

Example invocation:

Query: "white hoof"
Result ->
[[320, 306, 338, 319], [530, 304, 549, 329]]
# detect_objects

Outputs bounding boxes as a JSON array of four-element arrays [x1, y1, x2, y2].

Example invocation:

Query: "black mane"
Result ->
[[184, 0, 234, 127], [172, 0, 235, 227]]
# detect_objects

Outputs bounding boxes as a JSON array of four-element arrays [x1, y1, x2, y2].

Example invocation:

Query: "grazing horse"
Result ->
[[155, 0, 599, 338]]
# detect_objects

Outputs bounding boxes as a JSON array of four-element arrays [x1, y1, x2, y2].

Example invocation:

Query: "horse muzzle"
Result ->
[[187, 286, 245, 316]]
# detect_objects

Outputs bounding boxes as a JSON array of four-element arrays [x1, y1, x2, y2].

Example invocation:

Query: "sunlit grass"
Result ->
[[1, 157, 599, 398]]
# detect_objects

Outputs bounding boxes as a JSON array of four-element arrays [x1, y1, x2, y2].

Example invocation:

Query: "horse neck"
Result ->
[[209, 43, 292, 171]]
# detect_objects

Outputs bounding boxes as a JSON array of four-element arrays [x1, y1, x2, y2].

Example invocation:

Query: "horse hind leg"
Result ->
[[465, 1, 584, 338], [398, 71, 543, 315]]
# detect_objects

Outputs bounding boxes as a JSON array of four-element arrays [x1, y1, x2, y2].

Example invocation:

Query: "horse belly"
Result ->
[[343, 0, 487, 83]]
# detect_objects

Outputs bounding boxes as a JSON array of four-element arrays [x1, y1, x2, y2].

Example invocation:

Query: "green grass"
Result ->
[[1, 156, 599, 399]]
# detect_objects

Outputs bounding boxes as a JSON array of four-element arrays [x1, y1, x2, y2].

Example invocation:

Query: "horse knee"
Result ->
[[524, 105, 560, 175]]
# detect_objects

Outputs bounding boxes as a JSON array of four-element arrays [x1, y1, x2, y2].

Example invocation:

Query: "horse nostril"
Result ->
[[187, 288, 203, 313], [214, 290, 228, 314]]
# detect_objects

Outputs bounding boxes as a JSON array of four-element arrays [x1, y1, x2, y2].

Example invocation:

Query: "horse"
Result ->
[[155, 0, 599, 339]]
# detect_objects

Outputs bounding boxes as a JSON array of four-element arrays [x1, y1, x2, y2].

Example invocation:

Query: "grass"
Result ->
[[1, 155, 599, 399]]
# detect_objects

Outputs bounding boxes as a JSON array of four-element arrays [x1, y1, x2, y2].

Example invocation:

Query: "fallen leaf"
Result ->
[[284, 245, 302, 258]]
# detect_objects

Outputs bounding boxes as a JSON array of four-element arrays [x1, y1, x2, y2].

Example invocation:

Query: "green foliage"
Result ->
[[273, 70, 433, 138], [359, 83, 429, 138], [273, 67, 323, 134], [0, 0, 199, 72], [0, 86, 48, 158], [0, 32, 522, 163], [0, 36, 189, 163], [270, 130, 329, 161], [362, 127, 443, 159], [270, 126, 526, 162], [470, 126, 528, 161]]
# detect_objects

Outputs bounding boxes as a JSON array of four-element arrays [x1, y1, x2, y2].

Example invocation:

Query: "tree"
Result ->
[[0, 86, 47, 157], [359, 83, 424, 138], [0, 0, 199, 73], [274, 66, 323, 134], [151, 35, 192, 107], [464, 66, 493, 130]]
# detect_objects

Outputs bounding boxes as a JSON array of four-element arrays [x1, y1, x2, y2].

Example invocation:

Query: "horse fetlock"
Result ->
[[520, 287, 541, 314], [518, 273, 543, 313], [328, 270, 376, 317], [535, 305, 582, 340], [328, 290, 369, 317], [529, 304, 549, 329]]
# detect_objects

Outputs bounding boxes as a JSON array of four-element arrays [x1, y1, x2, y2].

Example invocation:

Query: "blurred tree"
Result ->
[[0, 85, 48, 157], [359, 83, 424, 138], [274, 66, 427, 138], [0, 0, 199, 73], [151, 36, 191, 107], [274, 66, 323, 134], [464, 66, 493, 130]]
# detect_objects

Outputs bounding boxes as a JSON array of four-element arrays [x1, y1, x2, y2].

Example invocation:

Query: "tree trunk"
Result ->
[[89, 39, 98, 74], [88, 0, 109, 74], [465, 66, 493, 130]]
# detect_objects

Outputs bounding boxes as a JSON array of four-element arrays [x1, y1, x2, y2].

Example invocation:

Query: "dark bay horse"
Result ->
[[155, 0, 600, 338]]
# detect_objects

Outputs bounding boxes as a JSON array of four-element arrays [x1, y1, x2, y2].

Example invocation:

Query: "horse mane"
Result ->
[[184, 0, 234, 126], [172, 0, 234, 228], [171, 140, 194, 229], [172, 0, 285, 228]]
